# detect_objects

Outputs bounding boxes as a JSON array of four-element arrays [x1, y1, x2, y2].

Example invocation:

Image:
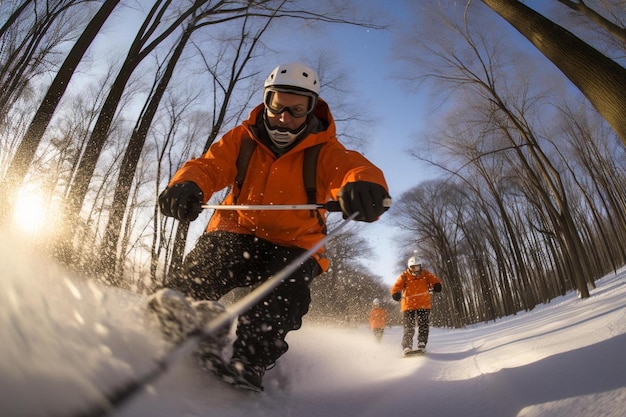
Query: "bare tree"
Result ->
[[480, 0, 626, 145], [308, 219, 386, 325], [0, 0, 93, 115], [556, 0, 626, 45], [62, 0, 221, 235], [151, 92, 209, 286], [163, 6, 287, 280], [0, 0, 387, 297], [389, 2, 626, 323], [551, 103, 626, 267], [0, 0, 120, 223], [392, 180, 471, 327]]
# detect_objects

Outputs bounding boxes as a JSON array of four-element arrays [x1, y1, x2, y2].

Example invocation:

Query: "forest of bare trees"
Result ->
[[391, 0, 626, 327], [0, 0, 624, 328]]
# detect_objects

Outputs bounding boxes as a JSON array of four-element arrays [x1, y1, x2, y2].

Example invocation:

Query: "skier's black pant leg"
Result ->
[[373, 328, 384, 342], [416, 309, 431, 345], [233, 258, 318, 368], [402, 309, 431, 348], [169, 231, 321, 368], [401, 310, 417, 349], [167, 231, 257, 299]]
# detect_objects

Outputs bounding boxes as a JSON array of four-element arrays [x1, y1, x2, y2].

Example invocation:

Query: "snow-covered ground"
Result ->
[[1, 238, 626, 417]]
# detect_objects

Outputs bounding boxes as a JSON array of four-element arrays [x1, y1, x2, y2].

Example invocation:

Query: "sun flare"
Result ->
[[12, 186, 52, 236]]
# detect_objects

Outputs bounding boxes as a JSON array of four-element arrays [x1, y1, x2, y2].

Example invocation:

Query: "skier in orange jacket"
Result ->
[[390, 256, 442, 354], [369, 298, 388, 342], [157, 63, 390, 390]]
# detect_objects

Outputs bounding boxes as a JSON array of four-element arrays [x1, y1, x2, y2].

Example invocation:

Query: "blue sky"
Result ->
[[327, 29, 433, 281]]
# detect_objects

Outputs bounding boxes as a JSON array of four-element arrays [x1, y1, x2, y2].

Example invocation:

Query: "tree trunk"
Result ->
[[99, 23, 195, 283], [0, 0, 120, 222], [481, 0, 626, 146], [168, 220, 190, 284], [64, 0, 209, 223]]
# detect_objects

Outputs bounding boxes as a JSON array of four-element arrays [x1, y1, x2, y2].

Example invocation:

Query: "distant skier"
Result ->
[[155, 62, 390, 391], [390, 257, 442, 355], [369, 298, 388, 342]]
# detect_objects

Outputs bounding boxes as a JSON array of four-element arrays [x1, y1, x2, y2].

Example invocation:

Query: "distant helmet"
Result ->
[[373, 298, 380, 306], [407, 256, 423, 268]]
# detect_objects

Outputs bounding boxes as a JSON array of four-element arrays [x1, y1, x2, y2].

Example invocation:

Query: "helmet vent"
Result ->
[[264, 63, 320, 96]]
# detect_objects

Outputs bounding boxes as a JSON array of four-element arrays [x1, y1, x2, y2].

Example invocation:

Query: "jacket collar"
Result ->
[[243, 98, 335, 153]]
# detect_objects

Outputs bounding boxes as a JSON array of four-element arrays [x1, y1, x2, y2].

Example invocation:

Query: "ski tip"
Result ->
[[403, 349, 426, 357]]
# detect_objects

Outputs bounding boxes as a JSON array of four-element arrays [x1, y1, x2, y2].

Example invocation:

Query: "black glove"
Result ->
[[433, 283, 442, 293], [337, 181, 389, 222], [392, 292, 401, 302], [159, 182, 204, 222]]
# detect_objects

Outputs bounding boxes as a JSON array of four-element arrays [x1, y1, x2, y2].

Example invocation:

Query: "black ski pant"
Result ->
[[401, 309, 431, 349], [168, 231, 321, 368], [372, 328, 384, 343]]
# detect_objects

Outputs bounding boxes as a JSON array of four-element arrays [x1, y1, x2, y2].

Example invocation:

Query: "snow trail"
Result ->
[[1, 239, 625, 417]]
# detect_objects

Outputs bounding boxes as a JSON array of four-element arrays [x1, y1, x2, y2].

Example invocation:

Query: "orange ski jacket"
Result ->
[[390, 269, 442, 311], [168, 99, 388, 272], [369, 306, 387, 330]]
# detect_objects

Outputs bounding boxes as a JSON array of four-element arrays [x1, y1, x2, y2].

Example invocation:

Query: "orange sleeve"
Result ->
[[427, 271, 442, 287], [317, 141, 389, 202], [390, 273, 405, 294], [168, 129, 243, 202]]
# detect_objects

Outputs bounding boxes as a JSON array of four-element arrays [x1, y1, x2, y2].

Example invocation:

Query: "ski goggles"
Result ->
[[264, 87, 317, 118]]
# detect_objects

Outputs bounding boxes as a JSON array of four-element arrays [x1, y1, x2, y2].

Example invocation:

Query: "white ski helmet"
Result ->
[[407, 256, 423, 268], [263, 63, 319, 116], [264, 62, 320, 97], [262, 63, 320, 148]]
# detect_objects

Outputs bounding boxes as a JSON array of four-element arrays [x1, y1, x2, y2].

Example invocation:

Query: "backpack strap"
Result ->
[[303, 143, 323, 204], [234, 139, 326, 231], [302, 143, 326, 230], [234, 137, 257, 203]]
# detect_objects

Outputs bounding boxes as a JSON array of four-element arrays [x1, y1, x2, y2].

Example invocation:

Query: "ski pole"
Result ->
[[80, 212, 359, 417], [201, 197, 392, 212], [402, 291, 432, 299]]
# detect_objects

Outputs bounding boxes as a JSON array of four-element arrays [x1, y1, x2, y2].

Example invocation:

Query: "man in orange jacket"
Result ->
[[369, 298, 388, 342], [156, 63, 390, 390], [391, 256, 442, 354]]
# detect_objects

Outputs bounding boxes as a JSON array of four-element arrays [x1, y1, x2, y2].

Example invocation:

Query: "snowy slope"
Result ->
[[1, 238, 626, 417]]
